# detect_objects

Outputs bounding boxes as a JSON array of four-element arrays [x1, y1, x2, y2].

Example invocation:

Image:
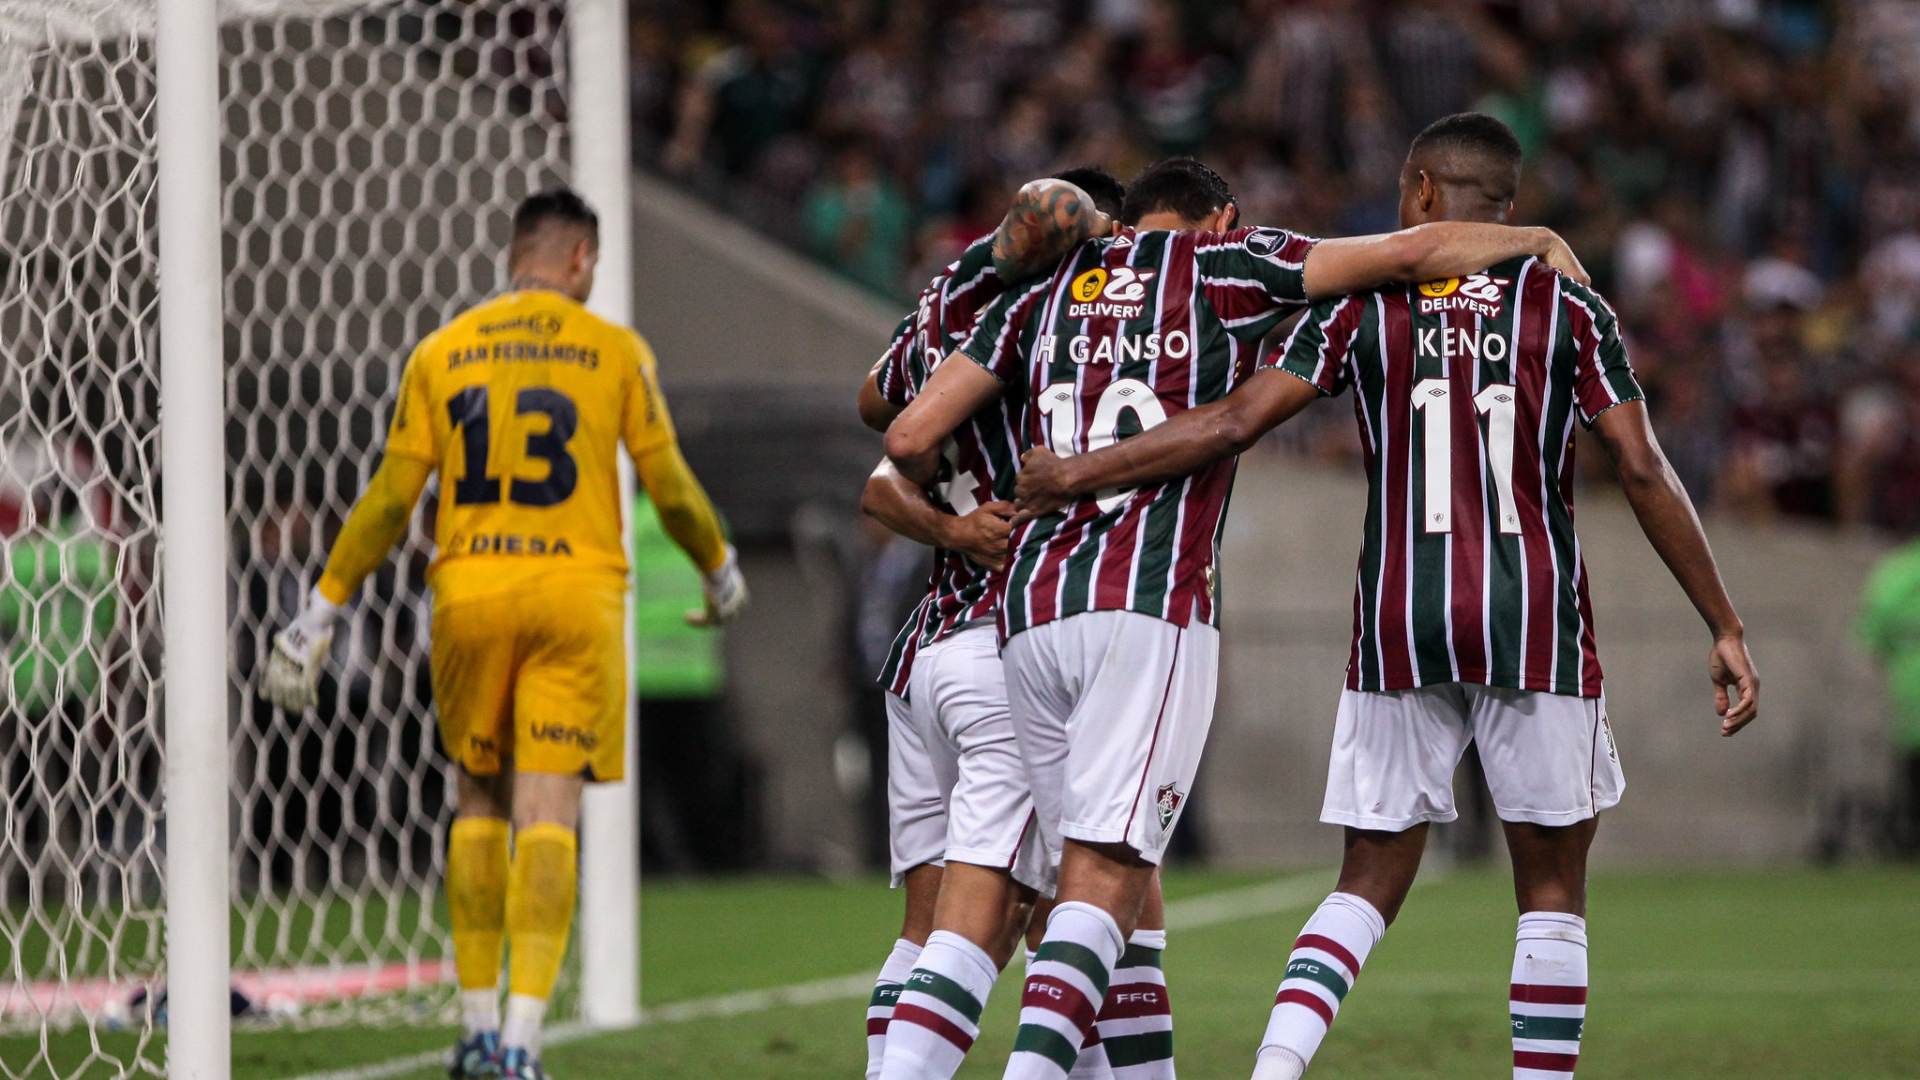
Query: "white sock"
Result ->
[[1250, 1045, 1307, 1080], [1006, 901, 1124, 1080], [460, 987, 500, 1038], [880, 930, 999, 1080], [1511, 912, 1587, 1080], [1096, 929, 1172, 1080], [868, 938, 923, 1080], [1258, 893, 1386, 1070], [501, 993, 547, 1055]]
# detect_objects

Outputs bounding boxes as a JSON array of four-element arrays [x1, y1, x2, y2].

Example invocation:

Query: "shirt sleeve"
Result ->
[[874, 311, 917, 407], [938, 236, 1000, 345], [1262, 294, 1365, 396], [960, 281, 1044, 384], [1194, 227, 1321, 342], [1563, 281, 1645, 428], [381, 340, 439, 464], [623, 330, 678, 459]]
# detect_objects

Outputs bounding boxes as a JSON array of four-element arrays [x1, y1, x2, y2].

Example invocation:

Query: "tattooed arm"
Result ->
[[991, 179, 1113, 283]]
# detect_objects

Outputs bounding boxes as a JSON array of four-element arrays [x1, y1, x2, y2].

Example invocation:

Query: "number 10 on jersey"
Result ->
[[1411, 378, 1522, 536]]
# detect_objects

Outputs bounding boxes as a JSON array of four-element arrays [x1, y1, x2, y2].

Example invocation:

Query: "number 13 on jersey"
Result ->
[[1411, 378, 1521, 536]]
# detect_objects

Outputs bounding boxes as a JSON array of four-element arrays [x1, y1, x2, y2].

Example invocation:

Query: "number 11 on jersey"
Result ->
[[1411, 378, 1522, 536]]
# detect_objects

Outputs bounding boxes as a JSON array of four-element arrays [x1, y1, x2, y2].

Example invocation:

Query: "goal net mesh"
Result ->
[[0, 0, 576, 1073]]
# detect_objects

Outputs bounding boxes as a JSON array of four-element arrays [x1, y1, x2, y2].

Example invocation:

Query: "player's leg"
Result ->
[[1254, 685, 1472, 1080], [431, 595, 518, 1077], [884, 627, 1038, 1080], [494, 578, 626, 1079], [1471, 687, 1623, 1080], [450, 770, 514, 1063], [1503, 818, 1597, 1080], [1094, 871, 1173, 1080], [501, 768, 584, 1072], [1003, 612, 1216, 1080], [871, 688, 949, 1079]]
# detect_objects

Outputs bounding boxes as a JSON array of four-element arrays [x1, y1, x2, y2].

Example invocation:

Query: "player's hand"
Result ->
[[261, 589, 339, 711], [1539, 230, 1591, 287], [1709, 631, 1759, 736], [687, 545, 749, 627], [940, 501, 1014, 571], [1014, 447, 1076, 522]]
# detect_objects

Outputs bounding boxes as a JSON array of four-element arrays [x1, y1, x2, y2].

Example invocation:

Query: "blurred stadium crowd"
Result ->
[[634, 0, 1920, 533]]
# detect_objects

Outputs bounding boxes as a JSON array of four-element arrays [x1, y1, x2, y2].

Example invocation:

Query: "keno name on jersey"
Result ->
[[1417, 273, 1509, 318], [1418, 324, 1509, 363]]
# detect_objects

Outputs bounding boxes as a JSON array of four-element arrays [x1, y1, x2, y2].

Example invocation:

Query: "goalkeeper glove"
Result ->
[[261, 586, 339, 710], [686, 545, 749, 627]]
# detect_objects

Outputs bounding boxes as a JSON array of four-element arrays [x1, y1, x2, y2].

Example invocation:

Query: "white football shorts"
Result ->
[[885, 625, 1047, 892], [1003, 609, 1220, 869], [1321, 682, 1624, 831]]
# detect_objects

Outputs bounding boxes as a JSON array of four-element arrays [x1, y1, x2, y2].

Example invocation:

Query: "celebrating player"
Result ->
[[885, 155, 1586, 1080], [1010, 115, 1761, 1080], [859, 168, 1182, 1080], [260, 189, 747, 1080]]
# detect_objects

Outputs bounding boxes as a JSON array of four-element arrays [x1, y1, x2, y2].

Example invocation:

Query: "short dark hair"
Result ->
[[513, 187, 599, 241], [1051, 166, 1126, 218], [1119, 157, 1233, 226], [1406, 113, 1523, 207]]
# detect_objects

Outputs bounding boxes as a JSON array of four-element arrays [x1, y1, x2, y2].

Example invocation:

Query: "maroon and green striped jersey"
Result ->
[[874, 236, 1024, 696], [964, 225, 1320, 637], [1267, 256, 1643, 697]]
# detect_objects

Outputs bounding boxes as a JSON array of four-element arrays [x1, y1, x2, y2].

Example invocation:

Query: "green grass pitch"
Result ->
[[11, 866, 1918, 1080]]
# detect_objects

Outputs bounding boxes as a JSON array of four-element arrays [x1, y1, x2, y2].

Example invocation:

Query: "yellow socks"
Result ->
[[451, 817, 576, 1054], [505, 822, 578, 1011], [448, 816, 510, 1036]]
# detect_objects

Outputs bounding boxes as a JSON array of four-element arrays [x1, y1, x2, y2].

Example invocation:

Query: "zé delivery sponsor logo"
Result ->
[[1417, 273, 1509, 318], [1068, 265, 1156, 320]]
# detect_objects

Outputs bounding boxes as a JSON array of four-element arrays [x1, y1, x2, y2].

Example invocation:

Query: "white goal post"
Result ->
[[0, 0, 640, 1075]]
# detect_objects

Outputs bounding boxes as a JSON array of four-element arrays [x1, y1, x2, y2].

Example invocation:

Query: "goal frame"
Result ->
[[153, 1, 641, 1077]]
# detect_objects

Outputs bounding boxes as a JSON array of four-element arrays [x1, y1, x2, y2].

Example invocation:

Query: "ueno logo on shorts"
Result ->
[[530, 723, 598, 751]]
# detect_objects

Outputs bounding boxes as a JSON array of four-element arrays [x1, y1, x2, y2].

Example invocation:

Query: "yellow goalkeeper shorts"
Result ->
[[430, 571, 626, 782]]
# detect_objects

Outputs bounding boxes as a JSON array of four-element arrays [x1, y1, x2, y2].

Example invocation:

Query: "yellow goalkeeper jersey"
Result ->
[[382, 289, 675, 599]]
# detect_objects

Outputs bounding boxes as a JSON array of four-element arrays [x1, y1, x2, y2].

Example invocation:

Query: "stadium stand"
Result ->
[[634, 0, 1920, 537]]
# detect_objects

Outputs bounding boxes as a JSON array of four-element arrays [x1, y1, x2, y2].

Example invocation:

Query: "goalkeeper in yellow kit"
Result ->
[[260, 189, 746, 1080]]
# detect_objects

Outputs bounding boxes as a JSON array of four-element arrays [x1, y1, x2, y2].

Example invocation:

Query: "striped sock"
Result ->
[[1006, 901, 1123, 1080], [1511, 912, 1587, 1080], [1098, 929, 1173, 1079], [1065, 1032, 1112, 1080], [1064, 935, 1112, 1080], [867, 938, 923, 1080], [880, 931, 998, 1080], [1255, 892, 1385, 1077]]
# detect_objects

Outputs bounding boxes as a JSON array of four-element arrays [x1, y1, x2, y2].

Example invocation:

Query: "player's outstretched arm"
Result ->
[[884, 352, 1007, 487], [862, 460, 1012, 571], [1592, 401, 1758, 735], [633, 440, 747, 626], [1014, 369, 1321, 520], [1301, 222, 1588, 300], [991, 178, 1112, 284], [261, 454, 433, 711]]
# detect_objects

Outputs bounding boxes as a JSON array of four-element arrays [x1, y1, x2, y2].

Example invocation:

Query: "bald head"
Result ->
[[1399, 113, 1523, 227]]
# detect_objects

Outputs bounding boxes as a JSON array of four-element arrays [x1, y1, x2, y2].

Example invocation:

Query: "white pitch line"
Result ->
[[280, 869, 1350, 1080]]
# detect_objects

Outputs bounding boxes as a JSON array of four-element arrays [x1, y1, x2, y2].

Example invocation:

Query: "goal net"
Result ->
[[0, 0, 587, 1073]]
